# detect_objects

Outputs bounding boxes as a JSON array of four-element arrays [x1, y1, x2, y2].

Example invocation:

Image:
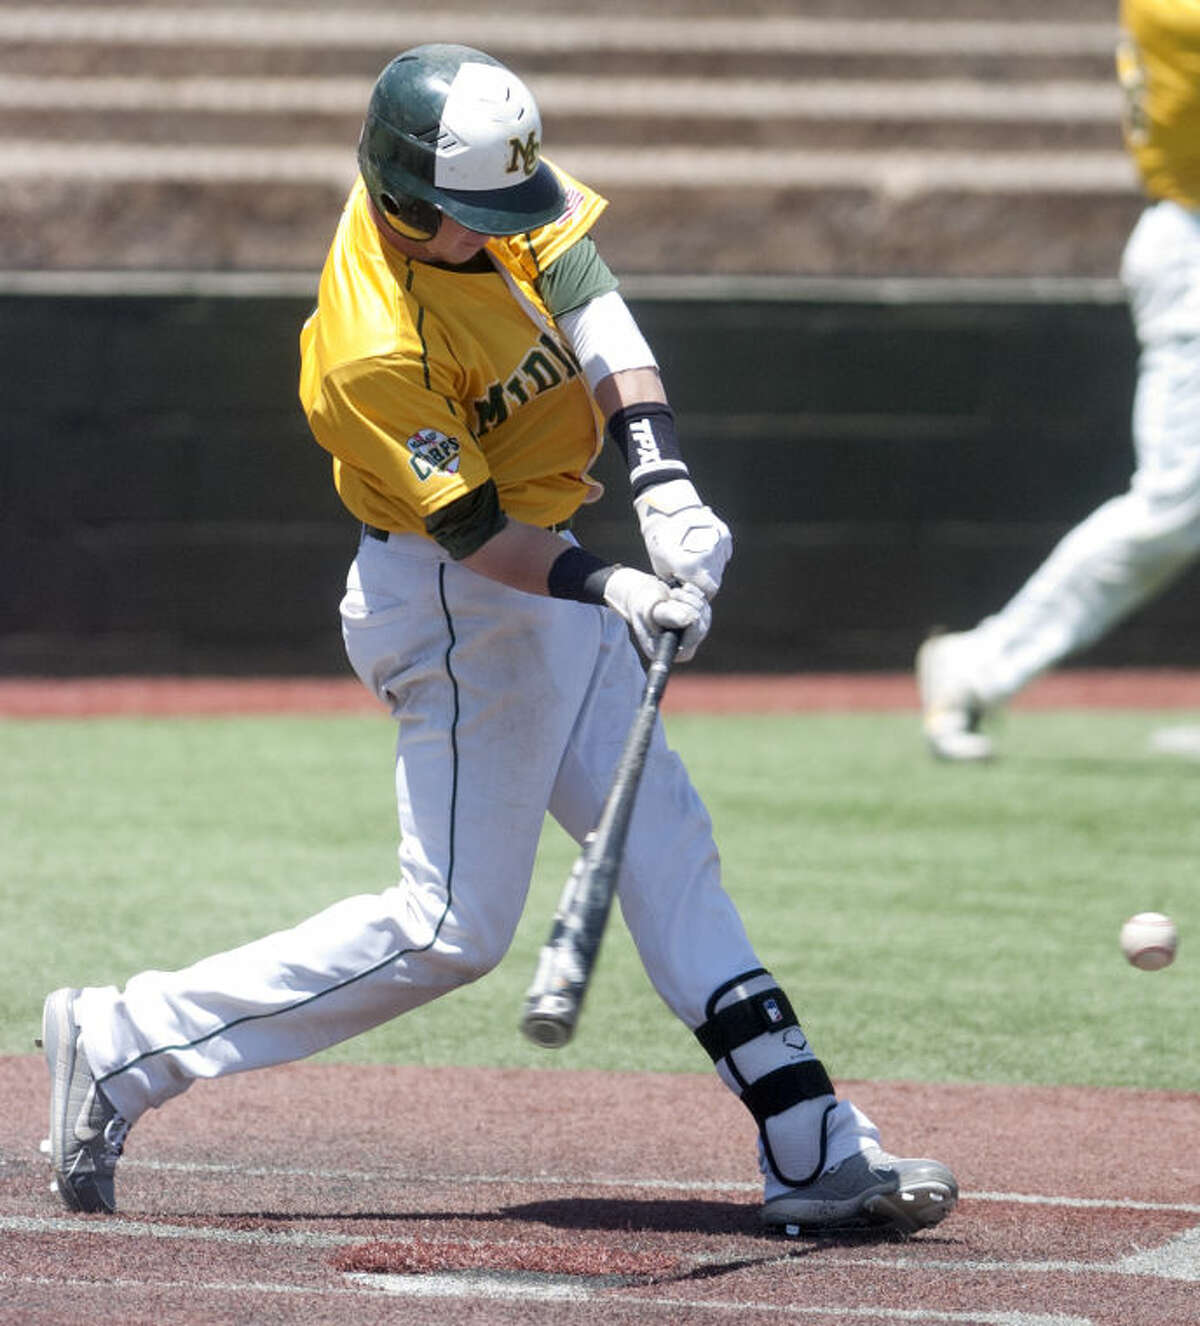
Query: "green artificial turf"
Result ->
[[2, 708, 1196, 1090]]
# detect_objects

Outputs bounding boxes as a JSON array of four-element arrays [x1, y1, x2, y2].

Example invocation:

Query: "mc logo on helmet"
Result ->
[[506, 131, 540, 177]]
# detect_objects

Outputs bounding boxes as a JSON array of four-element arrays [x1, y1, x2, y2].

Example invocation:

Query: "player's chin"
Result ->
[[449, 238, 490, 262], [432, 225, 491, 263]]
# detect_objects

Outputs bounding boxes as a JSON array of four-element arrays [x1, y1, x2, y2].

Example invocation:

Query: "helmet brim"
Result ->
[[435, 160, 566, 237]]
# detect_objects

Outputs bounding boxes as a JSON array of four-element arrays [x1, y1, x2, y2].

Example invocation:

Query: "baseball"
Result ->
[[1119, 912, 1178, 970]]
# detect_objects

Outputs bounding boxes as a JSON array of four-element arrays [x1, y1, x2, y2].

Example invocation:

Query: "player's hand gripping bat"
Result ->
[[519, 627, 682, 1048]]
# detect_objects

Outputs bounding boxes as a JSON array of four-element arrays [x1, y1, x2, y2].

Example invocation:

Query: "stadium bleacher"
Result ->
[[0, 0, 1138, 278]]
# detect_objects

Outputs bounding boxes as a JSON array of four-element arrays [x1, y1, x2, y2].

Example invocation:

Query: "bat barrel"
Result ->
[[518, 628, 682, 1050]]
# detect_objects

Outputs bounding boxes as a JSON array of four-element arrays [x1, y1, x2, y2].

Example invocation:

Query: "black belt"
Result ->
[[364, 517, 573, 542]]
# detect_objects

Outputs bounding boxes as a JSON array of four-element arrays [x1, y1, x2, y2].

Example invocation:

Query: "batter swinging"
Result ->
[[42, 44, 957, 1237]]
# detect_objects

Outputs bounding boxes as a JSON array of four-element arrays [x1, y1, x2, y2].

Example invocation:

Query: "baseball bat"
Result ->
[[519, 627, 682, 1048]]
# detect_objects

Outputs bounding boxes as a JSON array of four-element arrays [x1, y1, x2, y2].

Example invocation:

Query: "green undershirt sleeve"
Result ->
[[535, 236, 620, 318], [424, 480, 508, 560]]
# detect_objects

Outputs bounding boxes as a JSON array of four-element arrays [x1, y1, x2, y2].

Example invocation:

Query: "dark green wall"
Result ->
[[3, 288, 1190, 674]]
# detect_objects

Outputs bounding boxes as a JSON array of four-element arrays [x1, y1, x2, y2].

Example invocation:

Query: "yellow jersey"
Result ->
[[299, 163, 609, 536], [1118, 0, 1200, 206]]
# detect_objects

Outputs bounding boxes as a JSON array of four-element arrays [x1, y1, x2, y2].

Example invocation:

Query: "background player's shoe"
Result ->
[[916, 632, 994, 761], [761, 1146, 958, 1237], [41, 987, 130, 1213]]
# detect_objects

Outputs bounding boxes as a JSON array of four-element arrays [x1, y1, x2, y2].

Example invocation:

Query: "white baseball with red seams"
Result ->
[[1119, 912, 1179, 970]]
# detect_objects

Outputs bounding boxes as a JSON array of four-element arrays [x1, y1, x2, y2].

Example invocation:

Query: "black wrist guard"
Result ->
[[606, 402, 690, 497], [548, 546, 618, 604]]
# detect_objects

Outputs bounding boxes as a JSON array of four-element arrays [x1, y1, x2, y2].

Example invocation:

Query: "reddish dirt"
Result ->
[[1, 667, 1199, 716], [2, 1057, 1197, 1324]]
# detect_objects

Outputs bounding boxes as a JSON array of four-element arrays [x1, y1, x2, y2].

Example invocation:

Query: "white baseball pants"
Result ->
[[76, 532, 773, 1123], [970, 199, 1200, 703]]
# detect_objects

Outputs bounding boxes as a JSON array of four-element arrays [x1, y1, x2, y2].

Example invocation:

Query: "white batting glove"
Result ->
[[603, 568, 712, 662], [633, 478, 732, 601]]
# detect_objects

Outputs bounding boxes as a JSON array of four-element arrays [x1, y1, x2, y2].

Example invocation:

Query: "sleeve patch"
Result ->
[[407, 429, 462, 481]]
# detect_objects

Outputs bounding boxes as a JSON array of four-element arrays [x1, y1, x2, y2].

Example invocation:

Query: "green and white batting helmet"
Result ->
[[357, 43, 565, 240]]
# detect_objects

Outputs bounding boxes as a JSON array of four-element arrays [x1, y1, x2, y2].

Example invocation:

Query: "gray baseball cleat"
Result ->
[[761, 1147, 958, 1237], [916, 631, 994, 762], [41, 987, 131, 1214]]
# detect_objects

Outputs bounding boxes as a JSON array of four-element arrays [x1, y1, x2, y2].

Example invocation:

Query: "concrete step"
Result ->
[[0, 45, 1119, 84], [0, 6, 1120, 48], [0, 75, 1127, 151], [0, 10, 1121, 82], [0, 111, 1124, 154], [0, 171, 1143, 278], [0, 0, 1116, 15], [0, 139, 1136, 193]]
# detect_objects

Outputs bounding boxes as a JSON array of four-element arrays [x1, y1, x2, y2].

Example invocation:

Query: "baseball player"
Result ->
[[919, 0, 1200, 760], [42, 44, 957, 1236]]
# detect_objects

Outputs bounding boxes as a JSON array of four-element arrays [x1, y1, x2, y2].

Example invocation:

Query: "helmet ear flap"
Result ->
[[378, 189, 442, 241]]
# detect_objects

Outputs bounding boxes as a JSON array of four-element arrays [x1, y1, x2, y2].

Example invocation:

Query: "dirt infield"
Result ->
[[3, 1057, 1198, 1325], [2, 667, 1200, 717]]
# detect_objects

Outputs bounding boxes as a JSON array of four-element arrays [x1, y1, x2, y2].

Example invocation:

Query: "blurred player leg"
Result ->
[[920, 201, 1200, 760]]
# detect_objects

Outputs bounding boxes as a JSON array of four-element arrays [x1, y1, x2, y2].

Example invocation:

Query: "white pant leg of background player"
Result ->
[[969, 200, 1200, 705], [75, 536, 605, 1120]]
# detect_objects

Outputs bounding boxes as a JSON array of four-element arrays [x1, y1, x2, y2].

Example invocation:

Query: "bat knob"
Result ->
[[519, 993, 578, 1049]]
